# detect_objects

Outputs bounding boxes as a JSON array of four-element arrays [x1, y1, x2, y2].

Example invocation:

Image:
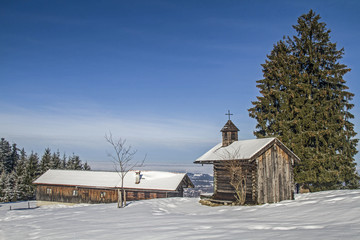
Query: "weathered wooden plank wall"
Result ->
[[126, 191, 169, 201], [256, 144, 294, 204], [213, 162, 256, 203], [36, 185, 118, 204], [36, 185, 183, 204]]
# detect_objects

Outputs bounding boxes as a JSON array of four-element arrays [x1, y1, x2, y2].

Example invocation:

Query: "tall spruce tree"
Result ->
[[60, 153, 67, 169], [50, 150, 62, 169], [0, 172, 6, 202], [66, 154, 83, 170], [15, 149, 28, 200], [3, 171, 16, 202], [40, 148, 52, 174], [0, 138, 12, 174], [248, 10, 358, 191], [24, 151, 39, 199]]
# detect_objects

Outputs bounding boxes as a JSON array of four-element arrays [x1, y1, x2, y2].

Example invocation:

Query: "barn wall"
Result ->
[[256, 144, 294, 204], [36, 185, 183, 204], [125, 178, 187, 200], [125, 190, 182, 201], [36, 185, 117, 204], [213, 161, 256, 204]]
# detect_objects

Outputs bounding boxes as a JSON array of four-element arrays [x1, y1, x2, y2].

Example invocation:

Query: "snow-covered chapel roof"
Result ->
[[194, 137, 300, 164], [33, 170, 193, 191]]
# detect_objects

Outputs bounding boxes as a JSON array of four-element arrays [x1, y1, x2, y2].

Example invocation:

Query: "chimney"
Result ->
[[135, 171, 141, 184]]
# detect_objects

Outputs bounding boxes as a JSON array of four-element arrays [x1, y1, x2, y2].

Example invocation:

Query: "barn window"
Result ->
[[73, 190, 78, 196], [137, 192, 145, 199], [46, 188, 52, 194], [100, 192, 106, 198]]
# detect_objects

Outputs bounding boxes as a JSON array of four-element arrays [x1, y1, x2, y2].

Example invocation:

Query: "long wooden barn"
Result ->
[[194, 119, 300, 205], [33, 170, 194, 205]]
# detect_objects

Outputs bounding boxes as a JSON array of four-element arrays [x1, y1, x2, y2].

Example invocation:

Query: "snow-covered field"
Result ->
[[1, 190, 360, 240]]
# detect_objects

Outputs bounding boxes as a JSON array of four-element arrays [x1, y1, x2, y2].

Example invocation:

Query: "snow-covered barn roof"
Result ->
[[194, 137, 300, 164], [33, 170, 193, 191]]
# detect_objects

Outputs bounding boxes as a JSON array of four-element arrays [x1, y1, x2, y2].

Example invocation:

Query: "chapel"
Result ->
[[194, 114, 300, 205]]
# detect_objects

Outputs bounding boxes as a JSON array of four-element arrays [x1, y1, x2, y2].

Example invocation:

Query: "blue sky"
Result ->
[[1, 0, 359, 173]]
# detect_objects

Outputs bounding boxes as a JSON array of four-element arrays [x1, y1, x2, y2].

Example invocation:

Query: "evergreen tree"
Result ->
[[16, 149, 27, 177], [0, 138, 13, 174], [10, 144, 19, 172], [24, 151, 39, 199], [40, 148, 52, 174], [248, 10, 358, 191], [50, 150, 62, 169], [15, 149, 28, 200], [3, 171, 16, 202], [61, 153, 67, 169], [0, 172, 6, 202], [83, 161, 91, 170], [66, 154, 83, 170]]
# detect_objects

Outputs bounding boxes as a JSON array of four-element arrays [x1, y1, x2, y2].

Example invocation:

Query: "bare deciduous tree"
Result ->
[[225, 160, 247, 205], [105, 132, 146, 208], [218, 148, 247, 205]]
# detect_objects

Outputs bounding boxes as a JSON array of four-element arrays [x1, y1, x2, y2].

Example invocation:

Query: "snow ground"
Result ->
[[1, 190, 359, 240]]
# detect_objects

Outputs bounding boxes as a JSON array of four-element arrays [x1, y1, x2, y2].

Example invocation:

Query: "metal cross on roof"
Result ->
[[225, 110, 233, 120]]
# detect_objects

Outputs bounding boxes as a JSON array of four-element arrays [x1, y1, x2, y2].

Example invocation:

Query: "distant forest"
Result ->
[[0, 137, 91, 203]]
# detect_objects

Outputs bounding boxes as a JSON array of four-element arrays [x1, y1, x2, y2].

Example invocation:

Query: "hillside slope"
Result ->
[[1, 190, 359, 239]]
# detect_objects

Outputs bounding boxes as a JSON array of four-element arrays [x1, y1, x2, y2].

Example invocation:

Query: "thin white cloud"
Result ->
[[0, 104, 220, 152], [0, 103, 259, 170]]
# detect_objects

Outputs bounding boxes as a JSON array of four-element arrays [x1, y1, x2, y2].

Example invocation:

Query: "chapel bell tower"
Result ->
[[221, 110, 239, 147]]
